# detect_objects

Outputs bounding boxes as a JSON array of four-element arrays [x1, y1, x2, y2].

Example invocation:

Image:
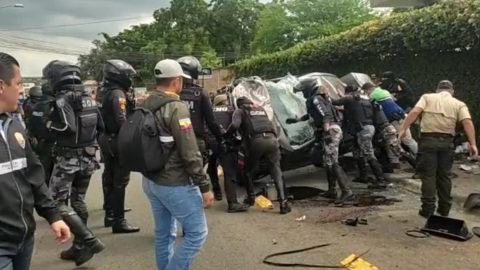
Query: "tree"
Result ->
[[200, 48, 222, 68], [252, 0, 377, 53]]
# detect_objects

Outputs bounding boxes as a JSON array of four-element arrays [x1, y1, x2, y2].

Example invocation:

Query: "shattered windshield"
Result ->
[[267, 75, 314, 145]]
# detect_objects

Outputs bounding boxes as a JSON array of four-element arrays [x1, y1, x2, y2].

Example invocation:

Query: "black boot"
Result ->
[[320, 168, 337, 199], [367, 159, 387, 190], [112, 188, 140, 234], [332, 164, 354, 204], [60, 238, 83, 261], [243, 173, 256, 206], [213, 189, 223, 201], [228, 202, 249, 213], [353, 158, 372, 183], [273, 177, 291, 214], [62, 212, 105, 266]]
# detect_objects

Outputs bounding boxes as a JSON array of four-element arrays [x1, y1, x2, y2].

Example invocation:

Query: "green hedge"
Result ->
[[234, 0, 480, 129]]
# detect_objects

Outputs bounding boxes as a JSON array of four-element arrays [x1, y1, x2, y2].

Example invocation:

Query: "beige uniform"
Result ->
[[415, 91, 471, 135]]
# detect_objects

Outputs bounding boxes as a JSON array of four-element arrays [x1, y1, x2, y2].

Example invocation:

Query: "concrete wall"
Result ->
[[198, 68, 235, 93]]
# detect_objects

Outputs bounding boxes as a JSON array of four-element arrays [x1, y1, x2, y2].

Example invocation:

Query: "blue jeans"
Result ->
[[0, 237, 34, 270], [142, 178, 208, 270]]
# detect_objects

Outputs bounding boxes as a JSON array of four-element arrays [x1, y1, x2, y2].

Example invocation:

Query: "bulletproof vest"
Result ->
[[56, 94, 99, 148], [212, 104, 234, 130], [180, 85, 204, 137], [30, 99, 56, 142], [372, 102, 389, 128], [240, 105, 275, 137], [348, 93, 374, 125], [307, 94, 342, 129]]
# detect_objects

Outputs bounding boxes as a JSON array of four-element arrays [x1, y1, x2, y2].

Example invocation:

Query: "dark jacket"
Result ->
[[143, 91, 210, 193], [0, 113, 61, 244], [100, 86, 135, 135]]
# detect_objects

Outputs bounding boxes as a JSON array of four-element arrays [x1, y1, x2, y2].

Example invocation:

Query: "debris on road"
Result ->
[[343, 218, 368, 227], [341, 254, 379, 270], [295, 215, 306, 222], [272, 239, 277, 245], [255, 195, 274, 210]]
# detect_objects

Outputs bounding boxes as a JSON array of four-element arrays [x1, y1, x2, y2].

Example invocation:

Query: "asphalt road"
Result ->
[[31, 166, 480, 270]]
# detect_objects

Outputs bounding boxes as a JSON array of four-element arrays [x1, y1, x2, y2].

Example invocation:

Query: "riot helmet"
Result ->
[[42, 60, 60, 79], [294, 77, 319, 99], [381, 71, 395, 87], [103, 59, 136, 90], [41, 83, 53, 97], [177, 56, 202, 80], [28, 86, 42, 98], [44, 61, 82, 93]]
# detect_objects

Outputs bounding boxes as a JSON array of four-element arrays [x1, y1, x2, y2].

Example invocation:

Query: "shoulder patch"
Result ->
[[313, 98, 320, 105], [119, 98, 126, 111], [178, 118, 193, 130]]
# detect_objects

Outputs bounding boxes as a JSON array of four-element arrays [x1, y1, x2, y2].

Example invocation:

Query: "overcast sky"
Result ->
[[0, 0, 169, 76]]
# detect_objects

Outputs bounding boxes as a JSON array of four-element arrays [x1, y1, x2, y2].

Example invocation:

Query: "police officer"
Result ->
[[23, 85, 42, 129], [177, 56, 224, 163], [24, 85, 43, 150], [226, 97, 292, 214], [98, 60, 140, 234], [379, 71, 415, 112], [399, 80, 477, 218], [287, 77, 353, 204], [44, 61, 106, 266], [208, 94, 249, 212], [333, 86, 387, 189], [28, 84, 56, 186]]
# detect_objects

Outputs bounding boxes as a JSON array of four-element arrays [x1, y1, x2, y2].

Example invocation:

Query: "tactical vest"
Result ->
[[240, 105, 275, 138], [56, 94, 99, 148], [30, 99, 56, 142], [180, 85, 204, 138], [349, 94, 374, 125], [213, 104, 234, 130]]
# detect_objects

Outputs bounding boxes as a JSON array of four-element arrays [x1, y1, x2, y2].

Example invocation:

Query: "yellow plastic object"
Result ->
[[341, 254, 379, 270], [255, 195, 274, 210]]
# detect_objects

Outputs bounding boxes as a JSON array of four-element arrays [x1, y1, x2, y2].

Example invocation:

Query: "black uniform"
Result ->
[[332, 92, 387, 188], [227, 98, 291, 214], [45, 60, 106, 265], [207, 101, 247, 212], [380, 77, 415, 112], [29, 94, 56, 186], [180, 84, 223, 161], [99, 84, 136, 230]]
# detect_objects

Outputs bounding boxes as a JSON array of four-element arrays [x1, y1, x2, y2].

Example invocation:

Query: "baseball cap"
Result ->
[[437, 80, 453, 90], [154, 59, 191, 79]]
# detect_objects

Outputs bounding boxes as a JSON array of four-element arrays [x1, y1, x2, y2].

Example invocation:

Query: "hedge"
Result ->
[[234, 0, 480, 133]]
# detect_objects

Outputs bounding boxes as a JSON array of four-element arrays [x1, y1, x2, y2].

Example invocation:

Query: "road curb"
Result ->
[[388, 173, 468, 208]]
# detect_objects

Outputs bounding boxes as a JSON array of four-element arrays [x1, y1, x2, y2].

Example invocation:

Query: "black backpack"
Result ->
[[118, 98, 177, 175]]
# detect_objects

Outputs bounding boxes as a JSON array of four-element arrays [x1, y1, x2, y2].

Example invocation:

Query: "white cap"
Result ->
[[154, 59, 191, 79]]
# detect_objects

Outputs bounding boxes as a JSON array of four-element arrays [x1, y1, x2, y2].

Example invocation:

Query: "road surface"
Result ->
[[31, 166, 480, 270]]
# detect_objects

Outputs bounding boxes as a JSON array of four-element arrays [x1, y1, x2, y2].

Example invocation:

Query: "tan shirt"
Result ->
[[415, 91, 471, 135]]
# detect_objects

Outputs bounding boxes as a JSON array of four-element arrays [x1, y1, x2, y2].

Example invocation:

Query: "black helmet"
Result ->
[[177, 56, 202, 80], [103, 59, 136, 90], [294, 77, 319, 98], [41, 83, 52, 96], [45, 61, 82, 92], [28, 86, 42, 97], [42, 60, 60, 79]]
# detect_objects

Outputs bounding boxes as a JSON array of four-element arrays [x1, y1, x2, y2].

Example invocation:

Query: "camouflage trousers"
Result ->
[[380, 124, 404, 164], [323, 124, 343, 168], [352, 125, 377, 162], [50, 152, 100, 223]]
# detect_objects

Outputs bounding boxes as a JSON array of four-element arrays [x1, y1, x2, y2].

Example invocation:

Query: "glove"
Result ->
[[286, 118, 298, 125], [218, 141, 228, 154]]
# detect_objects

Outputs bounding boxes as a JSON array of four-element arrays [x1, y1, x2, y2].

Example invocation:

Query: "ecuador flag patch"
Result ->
[[179, 118, 193, 130]]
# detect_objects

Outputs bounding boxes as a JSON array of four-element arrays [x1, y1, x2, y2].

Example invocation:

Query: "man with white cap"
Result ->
[[141, 59, 214, 270]]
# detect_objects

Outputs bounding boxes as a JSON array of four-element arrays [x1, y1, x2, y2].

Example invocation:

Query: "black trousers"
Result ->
[[417, 134, 454, 214], [208, 140, 238, 203], [103, 152, 130, 217], [34, 141, 55, 187]]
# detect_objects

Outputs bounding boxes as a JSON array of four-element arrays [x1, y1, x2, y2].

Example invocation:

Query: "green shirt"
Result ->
[[370, 88, 392, 102]]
